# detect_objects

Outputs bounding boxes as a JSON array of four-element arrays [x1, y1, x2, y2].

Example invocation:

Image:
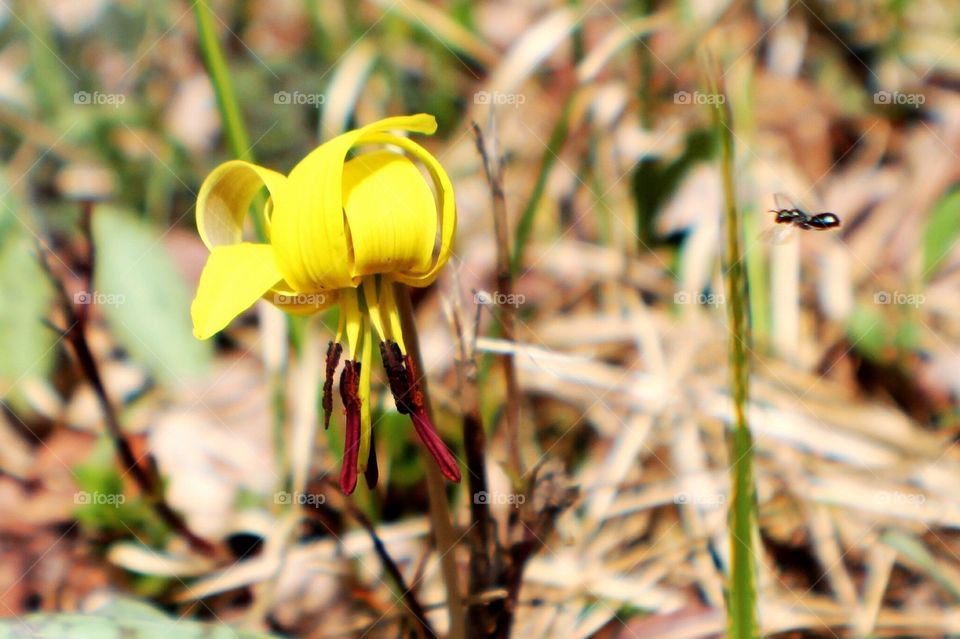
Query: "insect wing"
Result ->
[[759, 223, 794, 244], [772, 192, 802, 213]]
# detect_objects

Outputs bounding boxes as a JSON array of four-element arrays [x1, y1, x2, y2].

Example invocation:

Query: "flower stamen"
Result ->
[[339, 359, 362, 494], [381, 339, 461, 483], [323, 341, 342, 429]]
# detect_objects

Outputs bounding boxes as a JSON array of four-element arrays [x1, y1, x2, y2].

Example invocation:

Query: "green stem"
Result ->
[[193, 0, 265, 241], [395, 285, 465, 639], [24, 1, 70, 120], [707, 63, 759, 639], [193, 0, 251, 159], [511, 93, 574, 276]]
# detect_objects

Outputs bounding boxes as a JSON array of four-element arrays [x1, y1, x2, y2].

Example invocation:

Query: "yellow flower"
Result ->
[[191, 114, 460, 493]]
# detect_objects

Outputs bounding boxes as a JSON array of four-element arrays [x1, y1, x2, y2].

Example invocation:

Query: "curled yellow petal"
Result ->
[[191, 243, 283, 339], [196, 160, 288, 249], [356, 133, 456, 288], [343, 151, 437, 279], [273, 114, 440, 292]]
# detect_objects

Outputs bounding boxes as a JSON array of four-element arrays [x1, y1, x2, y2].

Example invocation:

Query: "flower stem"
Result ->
[[394, 284, 465, 639]]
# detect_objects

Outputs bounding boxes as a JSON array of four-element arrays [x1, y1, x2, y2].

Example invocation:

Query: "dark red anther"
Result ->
[[410, 410, 462, 483], [323, 341, 342, 430], [380, 340, 413, 415], [379, 340, 461, 483], [339, 360, 361, 494]]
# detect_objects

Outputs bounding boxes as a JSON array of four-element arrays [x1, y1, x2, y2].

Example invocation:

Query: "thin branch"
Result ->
[[333, 488, 438, 639], [449, 284, 497, 637], [471, 120, 524, 480], [37, 202, 215, 555]]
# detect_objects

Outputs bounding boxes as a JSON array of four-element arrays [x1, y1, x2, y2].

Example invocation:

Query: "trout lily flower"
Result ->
[[191, 114, 461, 494]]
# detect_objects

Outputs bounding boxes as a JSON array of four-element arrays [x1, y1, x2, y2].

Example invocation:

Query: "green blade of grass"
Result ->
[[192, 0, 268, 242], [881, 530, 960, 602], [23, 2, 71, 120], [742, 206, 770, 347], [511, 92, 575, 276], [193, 1, 252, 160], [705, 58, 759, 639]]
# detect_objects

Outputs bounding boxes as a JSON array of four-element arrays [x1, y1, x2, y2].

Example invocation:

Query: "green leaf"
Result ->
[[0, 598, 286, 639], [92, 208, 211, 385], [0, 229, 55, 396], [881, 531, 960, 602], [922, 187, 960, 280], [73, 438, 157, 537]]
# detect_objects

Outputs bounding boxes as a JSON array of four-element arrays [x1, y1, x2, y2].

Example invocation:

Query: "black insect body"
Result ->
[[772, 207, 840, 230], [760, 194, 843, 243], [805, 212, 841, 229]]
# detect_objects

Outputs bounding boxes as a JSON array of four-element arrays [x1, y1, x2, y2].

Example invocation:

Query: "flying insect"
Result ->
[[770, 193, 841, 230]]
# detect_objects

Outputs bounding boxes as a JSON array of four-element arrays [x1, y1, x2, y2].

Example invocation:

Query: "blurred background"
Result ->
[[1, 0, 960, 637]]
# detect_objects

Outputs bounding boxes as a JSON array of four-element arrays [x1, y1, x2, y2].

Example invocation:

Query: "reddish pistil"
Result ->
[[339, 360, 362, 494]]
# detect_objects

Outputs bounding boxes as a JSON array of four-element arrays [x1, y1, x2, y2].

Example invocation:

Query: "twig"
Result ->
[[394, 284, 466, 639], [333, 488, 439, 639], [37, 202, 215, 555], [500, 464, 575, 638], [471, 120, 524, 479], [449, 283, 497, 637]]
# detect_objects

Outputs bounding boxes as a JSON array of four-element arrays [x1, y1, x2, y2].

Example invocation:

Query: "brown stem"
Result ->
[[394, 284, 466, 639], [37, 202, 215, 555], [471, 121, 524, 480], [450, 292, 497, 637], [334, 487, 438, 639], [499, 465, 572, 638]]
